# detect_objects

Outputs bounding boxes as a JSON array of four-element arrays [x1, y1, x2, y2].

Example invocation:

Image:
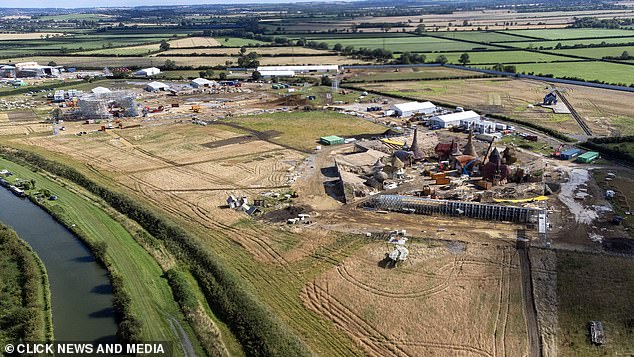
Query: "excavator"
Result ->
[[552, 143, 564, 158]]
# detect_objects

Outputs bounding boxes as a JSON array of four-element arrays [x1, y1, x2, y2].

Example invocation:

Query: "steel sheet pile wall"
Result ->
[[371, 195, 541, 223]]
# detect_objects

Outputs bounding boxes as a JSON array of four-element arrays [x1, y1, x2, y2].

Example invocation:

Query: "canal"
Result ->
[[0, 186, 117, 343]]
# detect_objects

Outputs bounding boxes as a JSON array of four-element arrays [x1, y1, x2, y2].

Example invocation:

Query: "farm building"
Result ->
[[259, 70, 296, 78], [0, 65, 16, 78], [256, 65, 339, 73], [577, 151, 599, 163], [430, 110, 480, 128], [145, 81, 170, 92], [15, 62, 61, 78], [135, 67, 161, 77], [320, 135, 345, 145], [390, 101, 437, 117], [191, 78, 216, 88], [559, 148, 583, 160]]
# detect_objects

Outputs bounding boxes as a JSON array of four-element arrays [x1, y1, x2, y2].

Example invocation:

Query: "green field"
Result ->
[[344, 66, 489, 82], [318, 35, 501, 52], [505, 37, 634, 49], [552, 45, 634, 59], [225, 110, 386, 150], [431, 31, 530, 43], [414, 50, 572, 64], [477, 61, 634, 85], [37, 13, 113, 21], [502, 28, 634, 40], [0, 157, 203, 352], [557, 251, 634, 357]]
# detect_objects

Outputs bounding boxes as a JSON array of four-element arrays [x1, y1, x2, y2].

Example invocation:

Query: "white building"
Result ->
[[191, 78, 216, 88], [144, 81, 170, 92], [91, 86, 111, 95], [390, 101, 437, 117], [429, 110, 480, 128], [15, 62, 61, 78], [259, 70, 296, 78], [256, 65, 339, 73], [135, 67, 161, 77]]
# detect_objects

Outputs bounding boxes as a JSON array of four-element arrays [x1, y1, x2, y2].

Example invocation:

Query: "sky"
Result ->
[[3, 0, 341, 8]]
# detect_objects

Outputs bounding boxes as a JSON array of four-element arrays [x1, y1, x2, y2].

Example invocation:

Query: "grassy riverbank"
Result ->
[[0, 224, 53, 346], [0, 157, 206, 355]]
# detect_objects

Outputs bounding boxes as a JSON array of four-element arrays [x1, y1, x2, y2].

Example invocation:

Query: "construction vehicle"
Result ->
[[552, 143, 564, 158], [191, 105, 201, 113]]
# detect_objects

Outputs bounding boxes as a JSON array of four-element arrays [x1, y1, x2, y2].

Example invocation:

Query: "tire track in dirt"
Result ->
[[335, 261, 454, 299]]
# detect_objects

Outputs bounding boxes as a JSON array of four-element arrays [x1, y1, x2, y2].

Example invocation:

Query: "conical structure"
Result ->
[[489, 147, 501, 165], [410, 128, 425, 161], [463, 129, 477, 157]]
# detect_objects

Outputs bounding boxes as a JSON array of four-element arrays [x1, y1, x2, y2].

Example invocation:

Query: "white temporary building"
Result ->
[[259, 70, 296, 78], [135, 67, 161, 77], [91, 86, 111, 95], [430, 110, 480, 128], [256, 65, 339, 73], [390, 101, 437, 117], [144, 81, 170, 92], [191, 78, 216, 88]]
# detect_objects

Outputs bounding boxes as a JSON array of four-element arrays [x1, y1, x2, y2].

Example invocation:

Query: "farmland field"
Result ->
[[317, 35, 502, 52], [552, 45, 634, 59], [343, 66, 490, 82], [557, 252, 634, 357], [160, 46, 330, 56], [78, 43, 161, 55], [214, 37, 270, 47], [431, 31, 531, 43], [413, 50, 573, 64], [168, 37, 222, 48], [500, 61, 634, 85], [304, 240, 529, 357], [504, 37, 634, 49], [501, 28, 634, 40]]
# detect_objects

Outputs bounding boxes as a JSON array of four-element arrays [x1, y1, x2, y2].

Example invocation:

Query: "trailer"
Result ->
[[589, 321, 605, 345]]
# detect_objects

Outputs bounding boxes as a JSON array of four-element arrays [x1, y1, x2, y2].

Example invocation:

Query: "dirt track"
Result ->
[[518, 246, 543, 357]]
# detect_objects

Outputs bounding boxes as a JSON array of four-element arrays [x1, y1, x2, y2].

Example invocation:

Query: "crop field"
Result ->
[[4, 55, 365, 69], [501, 28, 634, 40], [168, 37, 222, 48], [303, 240, 529, 357], [214, 37, 270, 47], [343, 66, 489, 82], [0, 33, 64, 40], [161, 46, 330, 56], [414, 50, 572, 64], [502, 61, 634, 85], [552, 45, 634, 59], [430, 31, 530, 43], [504, 37, 634, 49], [316, 35, 502, 52], [78, 44, 161, 55], [556, 252, 634, 357]]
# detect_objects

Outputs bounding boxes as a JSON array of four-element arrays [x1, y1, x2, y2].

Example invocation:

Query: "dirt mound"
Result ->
[[603, 237, 634, 254]]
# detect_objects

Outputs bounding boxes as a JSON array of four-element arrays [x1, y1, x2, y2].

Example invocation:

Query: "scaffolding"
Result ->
[[77, 90, 138, 119], [368, 194, 542, 224]]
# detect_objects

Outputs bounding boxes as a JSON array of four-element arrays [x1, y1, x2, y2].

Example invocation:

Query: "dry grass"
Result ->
[[0, 32, 64, 40], [303, 240, 529, 357], [169, 37, 221, 48]]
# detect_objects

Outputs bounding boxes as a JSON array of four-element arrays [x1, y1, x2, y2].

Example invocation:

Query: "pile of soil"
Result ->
[[260, 204, 312, 223]]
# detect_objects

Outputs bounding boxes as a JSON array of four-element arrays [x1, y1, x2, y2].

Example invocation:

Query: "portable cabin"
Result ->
[[576, 151, 599, 163], [320, 135, 345, 145]]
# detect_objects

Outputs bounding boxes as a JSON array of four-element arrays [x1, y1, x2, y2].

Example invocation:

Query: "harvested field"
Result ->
[[160, 46, 330, 55], [343, 66, 489, 82], [303, 240, 529, 357], [168, 37, 221, 48], [0, 32, 64, 40]]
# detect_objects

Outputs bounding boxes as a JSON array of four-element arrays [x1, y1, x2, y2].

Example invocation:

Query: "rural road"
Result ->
[[518, 246, 543, 357]]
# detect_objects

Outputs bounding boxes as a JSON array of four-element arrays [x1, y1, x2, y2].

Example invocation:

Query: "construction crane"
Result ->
[[552, 143, 564, 158]]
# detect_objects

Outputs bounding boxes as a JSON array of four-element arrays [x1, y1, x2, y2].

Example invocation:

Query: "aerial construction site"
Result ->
[[1, 62, 633, 357]]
